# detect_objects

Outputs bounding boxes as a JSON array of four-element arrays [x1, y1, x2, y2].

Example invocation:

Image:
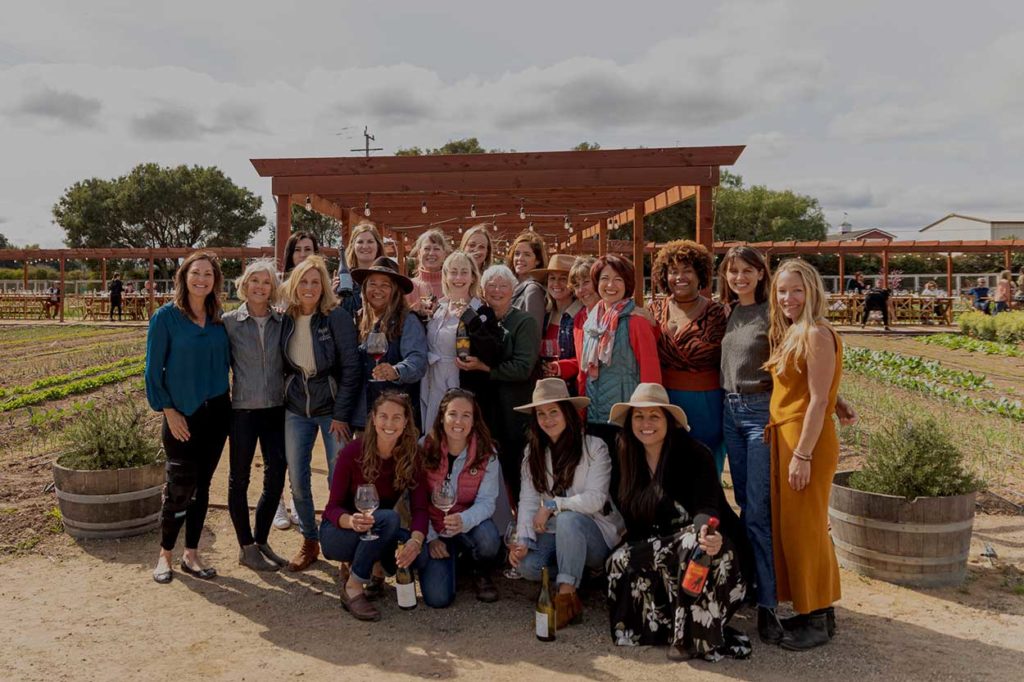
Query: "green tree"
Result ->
[[572, 142, 601, 151], [0, 232, 11, 249], [395, 137, 498, 156], [280, 204, 341, 249]]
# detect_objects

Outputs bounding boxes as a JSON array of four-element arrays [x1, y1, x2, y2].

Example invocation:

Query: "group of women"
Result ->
[[145, 222, 854, 660]]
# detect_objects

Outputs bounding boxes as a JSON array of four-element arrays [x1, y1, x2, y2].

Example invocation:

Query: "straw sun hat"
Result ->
[[526, 253, 578, 280], [608, 383, 689, 431], [514, 378, 590, 413]]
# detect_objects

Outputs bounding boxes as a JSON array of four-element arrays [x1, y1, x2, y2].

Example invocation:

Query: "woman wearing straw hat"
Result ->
[[509, 378, 624, 629], [351, 257, 428, 431], [530, 254, 585, 395], [606, 383, 751, 661]]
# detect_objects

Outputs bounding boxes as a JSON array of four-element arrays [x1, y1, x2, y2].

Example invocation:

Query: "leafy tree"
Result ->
[[277, 204, 341, 249], [0, 232, 11, 249], [572, 142, 601, 151], [395, 137, 498, 156]]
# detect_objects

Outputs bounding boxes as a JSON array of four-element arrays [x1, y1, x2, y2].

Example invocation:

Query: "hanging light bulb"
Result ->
[[492, 223, 498, 232], [470, 204, 477, 218], [458, 225, 463, 233], [519, 204, 526, 220], [364, 201, 371, 217], [568, 226, 574, 234], [305, 195, 312, 211], [564, 215, 570, 231], [421, 200, 428, 214], [528, 222, 534, 232]]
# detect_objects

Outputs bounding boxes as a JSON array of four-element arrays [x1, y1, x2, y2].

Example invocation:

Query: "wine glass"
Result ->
[[432, 479, 458, 537], [540, 339, 559, 362], [366, 332, 388, 381], [354, 483, 380, 541], [503, 520, 522, 579]]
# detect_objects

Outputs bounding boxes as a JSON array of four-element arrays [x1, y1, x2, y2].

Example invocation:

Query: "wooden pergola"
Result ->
[[250, 146, 745, 305]]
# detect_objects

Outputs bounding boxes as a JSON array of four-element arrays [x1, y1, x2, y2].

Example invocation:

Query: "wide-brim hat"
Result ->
[[608, 383, 689, 430], [527, 253, 579, 281], [514, 377, 590, 413], [352, 256, 414, 295]]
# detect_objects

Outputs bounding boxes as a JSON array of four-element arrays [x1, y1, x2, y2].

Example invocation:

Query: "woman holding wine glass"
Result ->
[[320, 392, 428, 621], [605, 383, 751, 661], [531, 254, 584, 395], [507, 378, 624, 629], [351, 257, 428, 431], [416, 388, 502, 606]]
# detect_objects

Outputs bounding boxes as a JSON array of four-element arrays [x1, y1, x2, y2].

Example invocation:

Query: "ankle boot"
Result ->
[[758, 607, 784, 644], [288, 538, 320, 572], [239, 544, 279, 572], [779, 612, 830, 651]]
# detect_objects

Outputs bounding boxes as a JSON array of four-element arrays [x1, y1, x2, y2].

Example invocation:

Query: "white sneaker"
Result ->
[[286, 502, 301, 526], [273, 501, 291, 530]]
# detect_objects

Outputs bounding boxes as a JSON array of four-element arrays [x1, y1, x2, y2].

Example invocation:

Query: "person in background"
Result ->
[[460, 223, 494, 274], [845, 272, 866, 294], [533, 254, 584, 395], [417, 388, 502, 606], [966, 277, 991, 315], [606, 383, 751, 661], [280, 255, 362, 572], [125, 281, 137, 295], [351, 257, 428, 431], [145, 251, 231, 584], [457, 264, 539, 501], [563, 256, 599, 395], [408, 229, 452, 314], [223, 259, 289, 572], [994, 270, 1013, 314], [763, 259, 844, 651], [920, 280, 946, 323], [44, 281, 61, 319], [578, 255, 661, 458], [321, 392, 428, 622], [861, 278, 893, 330], [341, 220, 386, 318], [649, 240, 727, 474], [507, 231, 548, 336], [1015, 267, 1024, 308], [509, 379, 624, 630], [109, 272, 124, 321]]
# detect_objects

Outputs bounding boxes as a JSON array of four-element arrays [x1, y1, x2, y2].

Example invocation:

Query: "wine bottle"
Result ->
[[681, 517, 720, 599], [334, 235, 354, 297], [535, 566, 556, 641], [456, 320, 471, 361], [395, 543, 417, 610]]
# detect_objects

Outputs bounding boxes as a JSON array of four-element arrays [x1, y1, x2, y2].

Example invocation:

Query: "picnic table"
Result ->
[[0, 294, 55, 320], [77, 294, 173, 321], [827, 294, 954, 325]]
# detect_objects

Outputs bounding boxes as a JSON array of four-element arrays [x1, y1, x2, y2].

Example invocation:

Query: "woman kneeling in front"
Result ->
[[417, 388, 502, 606], [320, 392, 428, 621], [509, 378, 624, 629], [606, 383, 752, 661]]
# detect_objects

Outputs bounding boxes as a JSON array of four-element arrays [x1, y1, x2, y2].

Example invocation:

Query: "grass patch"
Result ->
[[44, 507, 63, 534]]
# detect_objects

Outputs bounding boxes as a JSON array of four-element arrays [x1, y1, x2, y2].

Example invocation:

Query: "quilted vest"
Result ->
[[424, 438, 492, 534], [585, 311, 640, 423]]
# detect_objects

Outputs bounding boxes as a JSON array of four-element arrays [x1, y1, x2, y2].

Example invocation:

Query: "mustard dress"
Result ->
[[766, 325, 842, 614]]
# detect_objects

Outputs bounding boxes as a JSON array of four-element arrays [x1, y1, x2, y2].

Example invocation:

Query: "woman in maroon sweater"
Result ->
[[320, 392, 429, 621]]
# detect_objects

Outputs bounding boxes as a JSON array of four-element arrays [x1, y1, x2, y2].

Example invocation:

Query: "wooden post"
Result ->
[[838, 254, 845, 294], [395, 230, 407, 276], [101, 258, 107, 291], [59, 256, 66, 323], [946, 253, 953, 296], [695, 185, 714, 252], [881, 250, 889, 288], [598, 217, 608, 257], [1005, 249, 1012, 271], [148, 253, 156, 318], [633, 202, 645, 307], [22, 260, 28, 290], [275, 194, 291, 271]]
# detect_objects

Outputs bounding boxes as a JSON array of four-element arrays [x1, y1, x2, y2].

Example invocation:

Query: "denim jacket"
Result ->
[[223, 303, 285, 410], [281, 307, 362, 422]]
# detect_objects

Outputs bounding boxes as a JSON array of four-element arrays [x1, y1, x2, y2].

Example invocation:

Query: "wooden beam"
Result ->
[[59, 256, 66, 323], [148, 254, 155, 318], [946, 253, 953, 296], [695, 185, 714, 251], [275, 194, 291, 271], [633, 202, 645, 307], [881, 250, 889, 288], [271, 166, 720, 196], [252, 146, 745, 177], [838, 254, 845, 294], [394, 228, 407, 276], [101, 259, 107, 291], [22, 260, 28, 290], [1006, 249, 1012, 270], [290, 194, 345, 221], [598, 218, 608, 257]]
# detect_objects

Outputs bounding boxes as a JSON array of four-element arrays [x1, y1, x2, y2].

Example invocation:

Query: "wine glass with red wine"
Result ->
[[366, 331, 388, 381]]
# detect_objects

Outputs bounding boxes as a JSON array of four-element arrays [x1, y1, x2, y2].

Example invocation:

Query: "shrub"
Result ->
[[958, 310, 1024, 344], [56, 404, 162, 470], [848, 412, 983, 499]]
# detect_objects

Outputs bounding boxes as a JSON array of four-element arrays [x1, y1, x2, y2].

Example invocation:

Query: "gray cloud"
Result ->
[[10, 87, 102, 129], [336, 88, 436, 126], [131, 105, 207, 141], [208, 102, 268, 134]]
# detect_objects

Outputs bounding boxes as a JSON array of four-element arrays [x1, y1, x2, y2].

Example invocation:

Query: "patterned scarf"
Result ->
[[582, 298, 632, 379]]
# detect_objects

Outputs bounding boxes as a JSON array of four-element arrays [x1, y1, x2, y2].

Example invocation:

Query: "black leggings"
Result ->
[[862, 303, 889, 326], [160, 394, 230, 551], [228, 406, 286, 546], [110, 295, 122, 320]]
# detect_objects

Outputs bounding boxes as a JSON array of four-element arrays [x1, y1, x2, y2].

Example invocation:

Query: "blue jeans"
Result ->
[[723, 391, 776, 608], [415, 519, 501, 608], [285, 410, 341, 540], [519, 511, 610, 588], [319, 509, 405, 583], [667, 388, 726, 475]]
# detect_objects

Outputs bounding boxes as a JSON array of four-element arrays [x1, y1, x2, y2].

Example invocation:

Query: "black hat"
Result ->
[[351, 256, 415, 295]]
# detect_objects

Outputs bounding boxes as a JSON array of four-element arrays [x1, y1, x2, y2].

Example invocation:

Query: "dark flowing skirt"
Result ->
[[607, 524, 751, 660]]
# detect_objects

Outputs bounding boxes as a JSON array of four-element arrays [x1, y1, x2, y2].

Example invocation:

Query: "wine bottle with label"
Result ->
[[681, 517, 720, 599], [334, 235, 354, 298], [395, 543, 417, 610], [456, 320, 471, 361], [535, 566, 556, 641]]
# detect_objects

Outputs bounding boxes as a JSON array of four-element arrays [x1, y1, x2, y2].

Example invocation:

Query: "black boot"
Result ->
[[758, 607, 784, 644], [779, 611, 830, 651], [781, 606, 835, 638]]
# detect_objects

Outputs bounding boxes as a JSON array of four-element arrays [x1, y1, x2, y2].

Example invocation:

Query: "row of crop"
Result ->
[[958, 310, 1024, 344], [0, 326, 125, 348], [0, 355, 145, 399], [0, 363, 146, 413], [843, 347, 1024, 422], [920, 333, 1024, 358]]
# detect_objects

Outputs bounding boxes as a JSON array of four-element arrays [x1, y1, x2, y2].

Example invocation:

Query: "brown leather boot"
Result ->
[[288, 538, 320, 572], [554, 591, 583, 629]]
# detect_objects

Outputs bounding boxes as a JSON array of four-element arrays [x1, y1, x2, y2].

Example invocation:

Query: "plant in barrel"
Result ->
[[395, 542, 417, 610], [535, 567, 556, 642], [681, 517, 720, 599]]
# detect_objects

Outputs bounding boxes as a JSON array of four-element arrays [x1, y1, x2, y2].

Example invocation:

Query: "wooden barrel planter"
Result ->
[[52, 461, 164, 539], [829, 470, 976, 588]]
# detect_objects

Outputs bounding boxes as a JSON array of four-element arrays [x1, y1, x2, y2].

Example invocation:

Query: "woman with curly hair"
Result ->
[[507, 231, 549, 336], [649, 240, 727, 473], [321, 391, 429, 621]]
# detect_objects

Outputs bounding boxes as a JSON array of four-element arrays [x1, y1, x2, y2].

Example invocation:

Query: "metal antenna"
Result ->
[[351, 126, 384, 157]]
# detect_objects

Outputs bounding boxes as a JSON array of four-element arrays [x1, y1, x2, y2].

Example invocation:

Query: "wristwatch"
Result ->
[[543, 499, 558, 512]]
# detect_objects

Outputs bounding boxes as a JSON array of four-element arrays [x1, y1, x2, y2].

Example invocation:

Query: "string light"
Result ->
[[528, 222, 534, 232], [421, 200, 428, 214], [492, 223, 498, 232], [564, 214, 570, 231], [305, 195, 312, 211], [519, 204, 526, 220], [364, 201, 371, 217], [470, 204, 477, 218], [458, 225, 463, 234]]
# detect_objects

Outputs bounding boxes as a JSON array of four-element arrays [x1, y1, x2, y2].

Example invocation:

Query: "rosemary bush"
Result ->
[[56, 404, 162, 470], [848, 412, 983, 499]]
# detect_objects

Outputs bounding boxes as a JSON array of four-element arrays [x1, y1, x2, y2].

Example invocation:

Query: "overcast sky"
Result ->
[[2, 0, 1022, 247]]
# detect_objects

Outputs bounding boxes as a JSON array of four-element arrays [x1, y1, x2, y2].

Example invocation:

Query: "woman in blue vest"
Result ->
[[416, 388, 501, 607], [146, 251, 231, 584]]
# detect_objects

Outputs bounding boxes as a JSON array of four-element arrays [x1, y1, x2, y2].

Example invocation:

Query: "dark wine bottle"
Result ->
[[395, 543, 417, 610], [456, 320, 471, 361], [535, 566, 556, 641], [334, 235, 354, 297], [681, 517, 720, 599]]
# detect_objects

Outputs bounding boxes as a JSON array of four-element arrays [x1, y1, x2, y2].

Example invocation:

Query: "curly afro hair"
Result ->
[[651, 239, 714, 294]]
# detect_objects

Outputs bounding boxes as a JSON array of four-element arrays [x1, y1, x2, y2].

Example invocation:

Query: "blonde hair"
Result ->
[[568, 256, 597, 292], [441, 250, 481, 300], [234, 258, 281, 306], [459, 224, 494, 268], [410, 229, 452, 274], [345, 221, 384, 269], [282, 255, 337, 317], [764, 259, 830, 374]]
